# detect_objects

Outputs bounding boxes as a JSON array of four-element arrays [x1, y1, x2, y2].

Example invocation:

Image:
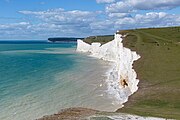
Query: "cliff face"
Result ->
[[77, 33, 141, 106]]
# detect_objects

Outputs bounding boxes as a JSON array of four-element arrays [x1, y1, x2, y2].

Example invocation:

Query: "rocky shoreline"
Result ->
[[38, 107, 166, 120]]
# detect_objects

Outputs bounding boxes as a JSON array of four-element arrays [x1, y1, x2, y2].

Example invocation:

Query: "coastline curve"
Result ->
[[76, 33, 141, 107]]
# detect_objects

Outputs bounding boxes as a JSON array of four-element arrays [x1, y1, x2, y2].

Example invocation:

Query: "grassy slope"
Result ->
[[83, 35, 114, 45], [39, 27, 180, 120], [116, 27, 180, 119]]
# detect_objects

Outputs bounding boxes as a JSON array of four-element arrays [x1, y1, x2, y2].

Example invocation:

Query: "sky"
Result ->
[[0, 0, 180, 40]]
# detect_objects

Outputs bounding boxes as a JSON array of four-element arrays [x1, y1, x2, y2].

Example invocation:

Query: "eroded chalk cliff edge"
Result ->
[[76, 33, 141, 106], [38, 33, 168, 120]]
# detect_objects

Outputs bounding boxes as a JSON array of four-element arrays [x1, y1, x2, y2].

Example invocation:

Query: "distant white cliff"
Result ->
[[76, 33, 141, 106]]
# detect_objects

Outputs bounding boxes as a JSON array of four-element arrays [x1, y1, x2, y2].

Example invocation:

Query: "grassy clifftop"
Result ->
[[39, 27, 180, 120], [83, 26, 180, 119], [116, 26, 180, 119], [83, 35, 114, 45]]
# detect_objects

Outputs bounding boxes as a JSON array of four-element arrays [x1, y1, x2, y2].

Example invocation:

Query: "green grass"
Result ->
[[83, 35, 114, 45], [82, 26, 180, 119], [39, 27, 180, 120], [116, 27, 180, 119]]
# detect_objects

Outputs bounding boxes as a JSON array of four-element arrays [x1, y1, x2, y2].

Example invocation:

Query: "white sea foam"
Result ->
[[77, 33, 141, 106], [89, 113, 167, 120]]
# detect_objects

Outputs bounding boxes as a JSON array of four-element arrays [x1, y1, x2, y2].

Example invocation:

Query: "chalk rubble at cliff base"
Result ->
[[76, 33, 141, 106], [90, 114, 167, 120], [38, 107, 168, 120]]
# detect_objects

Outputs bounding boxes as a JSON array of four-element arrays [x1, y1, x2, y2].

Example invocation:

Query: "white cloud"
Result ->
[[96, 0, 115, 4], [90, 20, 113, 30], [0, 22, 30, 30], [114, 12, 180, 28], [0, 9, 102, 39], [106, 0, 180, 13], [131, 0, 180, 10], [1, 7, 180, 39], [19, 9, 98, 25], [106, 1, 132, 13], [108, 13, 131, 18], [139, 12, 180, 26]]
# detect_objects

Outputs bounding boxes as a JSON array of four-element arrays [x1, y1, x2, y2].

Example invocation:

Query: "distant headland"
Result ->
[[48, 37, 83, 42]]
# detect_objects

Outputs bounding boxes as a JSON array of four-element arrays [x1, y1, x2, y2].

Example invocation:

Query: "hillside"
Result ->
[[39, 26, 180, 120], [48, 37, 83, 42], [116, 26, 180, 119]]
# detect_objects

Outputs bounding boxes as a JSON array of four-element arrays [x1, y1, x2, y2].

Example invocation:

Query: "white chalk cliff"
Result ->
[[76, 33, 141, 106]]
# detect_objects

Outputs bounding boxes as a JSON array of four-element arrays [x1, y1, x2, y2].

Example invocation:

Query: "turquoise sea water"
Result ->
[[0, 42, 118, 120]]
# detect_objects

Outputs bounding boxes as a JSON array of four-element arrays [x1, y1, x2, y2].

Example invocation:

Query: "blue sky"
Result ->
[[0, 0, 180, 40]]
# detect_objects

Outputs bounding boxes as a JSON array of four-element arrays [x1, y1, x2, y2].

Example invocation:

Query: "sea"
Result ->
[[0, 41, 119, 120]]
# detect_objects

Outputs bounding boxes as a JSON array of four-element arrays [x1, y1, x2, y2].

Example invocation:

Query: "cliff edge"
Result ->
[[77, 33, 141, 106]]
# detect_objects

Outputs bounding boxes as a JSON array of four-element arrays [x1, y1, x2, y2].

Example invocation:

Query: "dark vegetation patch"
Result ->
[[83, 35, 114, 45], [38, 108, 98, 120]]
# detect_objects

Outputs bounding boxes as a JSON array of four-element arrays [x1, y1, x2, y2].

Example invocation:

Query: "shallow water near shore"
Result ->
[[0, 42, 120, 120]]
